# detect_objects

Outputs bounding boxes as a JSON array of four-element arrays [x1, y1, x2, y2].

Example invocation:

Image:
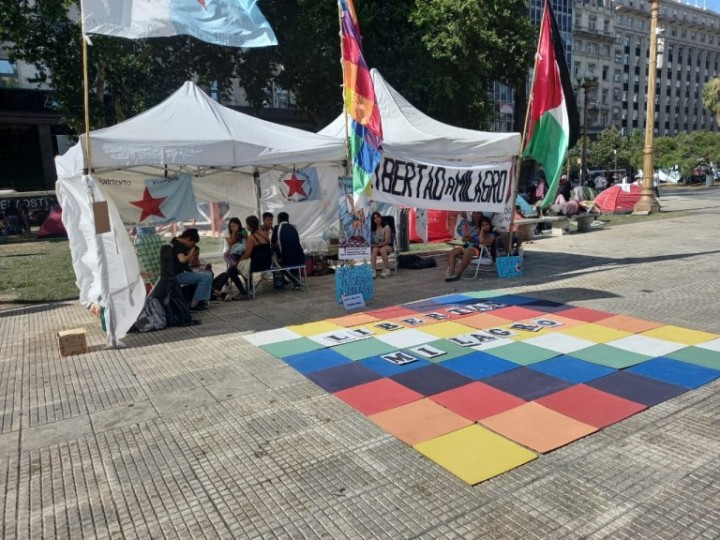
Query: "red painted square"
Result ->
[[559, 307, 614, 323], [536, 384, 647, 428], [492, 306, 545, 320], [430, 382, 526, 421], [334, 378, 423, 416]]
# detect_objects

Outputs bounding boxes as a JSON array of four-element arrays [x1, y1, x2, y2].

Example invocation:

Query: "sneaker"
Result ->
[[221, 292, 232, 302], [293, 284, 302, 290], [371, 268, 377, 279], [445, 269, 454, 278], [380, 268, 391, 278], [444, 274, 461, 282]]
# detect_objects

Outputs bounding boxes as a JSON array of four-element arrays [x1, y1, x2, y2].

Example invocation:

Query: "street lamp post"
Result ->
[[614, 149, 618, 177], [633, 0, 661, 214], [576, 76, 597, 185]]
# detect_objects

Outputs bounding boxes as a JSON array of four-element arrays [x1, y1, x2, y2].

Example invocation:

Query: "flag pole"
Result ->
[[337, 3, 351, 177], [81, 34, 94, 173], [505, 0, 548, 253]]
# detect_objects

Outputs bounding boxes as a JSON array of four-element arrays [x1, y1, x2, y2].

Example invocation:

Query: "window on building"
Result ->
[[0, 59, 19, 88], [602, 65, 609, 81]]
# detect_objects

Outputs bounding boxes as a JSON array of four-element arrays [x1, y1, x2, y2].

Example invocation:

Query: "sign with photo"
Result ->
[[335, 265, 374, 304], [338, 175, 372, 260]]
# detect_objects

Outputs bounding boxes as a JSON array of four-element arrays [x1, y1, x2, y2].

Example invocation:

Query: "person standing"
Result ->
[[171, 228, 213, 311], [271, 212, 306, 289]]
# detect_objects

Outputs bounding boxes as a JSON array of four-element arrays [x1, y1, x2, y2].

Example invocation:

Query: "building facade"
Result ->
[[562, 0, 720, 137]]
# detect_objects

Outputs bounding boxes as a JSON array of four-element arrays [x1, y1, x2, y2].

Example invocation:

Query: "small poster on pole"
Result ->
[[338, 176, 372, 260]]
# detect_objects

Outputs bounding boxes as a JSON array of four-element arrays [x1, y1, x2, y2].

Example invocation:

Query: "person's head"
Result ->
[[470, 211, 482, 224], [178, 228, 200, 247], [277, 212, 289, 224], [479, 216, 493, 233], [262, 212, 273, 230], [228, 217, 242, 234], [246, 215, 260, 233], [371, 211, 383, 229]]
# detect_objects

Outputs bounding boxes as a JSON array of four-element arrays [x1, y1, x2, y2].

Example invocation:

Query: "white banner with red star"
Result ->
[[96, 172, 202, 225]]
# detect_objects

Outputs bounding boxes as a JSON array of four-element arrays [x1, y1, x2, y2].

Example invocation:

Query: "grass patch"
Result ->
[[0, 239, 77, 304]]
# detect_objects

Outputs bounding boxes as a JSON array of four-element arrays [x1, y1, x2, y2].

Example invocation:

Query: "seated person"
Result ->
[[188, 246, 230, 301], [271, 212, 306, 289], [223, 217, 249, 300], [238, 215, 273, 287], [370, 211, 394, 278], [445, 212, 494, 282], [171, 228, 213, 311]]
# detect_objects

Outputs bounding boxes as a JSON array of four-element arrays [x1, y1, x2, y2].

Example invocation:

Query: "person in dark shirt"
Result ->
[[171, 228, 213, 311], [271, 212, 306, 289]]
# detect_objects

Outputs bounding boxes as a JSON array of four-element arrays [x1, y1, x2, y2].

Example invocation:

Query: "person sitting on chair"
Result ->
[[271, 212, 306, 290], [445, 214, 494, 282], [171, 228, 213, 311], [370, 211, 394, 278], [223, 217, 249, 300], [238, 215, 273, 291]]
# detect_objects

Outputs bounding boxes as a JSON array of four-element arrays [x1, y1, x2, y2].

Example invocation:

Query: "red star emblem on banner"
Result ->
[[284, 172, 307, 198], [130, 187, 167, 221]]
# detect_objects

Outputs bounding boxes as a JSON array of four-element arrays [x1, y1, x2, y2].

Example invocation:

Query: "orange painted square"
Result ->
[[369, 398, 473, 445], [595, 315, 664, 333], [327, 313, 381, 327], [460, 313, 513, 330], [334, 379, 423, 416], [480, 402, 597, 453], [560, 307, 614, 323]]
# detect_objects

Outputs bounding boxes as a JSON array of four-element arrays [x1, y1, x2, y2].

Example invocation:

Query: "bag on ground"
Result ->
[[132, 297, 167, 332], [398, 254, 437, 270]]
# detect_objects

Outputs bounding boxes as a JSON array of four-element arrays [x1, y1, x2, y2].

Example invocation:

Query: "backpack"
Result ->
[[398, 254, 437, 270], [132, 297, 167, 332]]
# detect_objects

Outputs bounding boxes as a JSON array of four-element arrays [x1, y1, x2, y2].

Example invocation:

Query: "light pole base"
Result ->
[[632, 196, 661, 215]]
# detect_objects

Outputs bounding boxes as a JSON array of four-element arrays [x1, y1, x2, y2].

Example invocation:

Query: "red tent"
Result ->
[[408, 209, 458, 243], [36, 205, 67, 239], [593, 184, 642, 214]]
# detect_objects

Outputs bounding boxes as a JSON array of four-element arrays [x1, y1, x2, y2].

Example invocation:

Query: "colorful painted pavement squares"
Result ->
[[245, 292, 720, 485]]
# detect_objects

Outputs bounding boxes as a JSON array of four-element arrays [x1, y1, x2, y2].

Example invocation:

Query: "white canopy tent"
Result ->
[[320, 69, 521, 214], [55, 81, 345, 345]]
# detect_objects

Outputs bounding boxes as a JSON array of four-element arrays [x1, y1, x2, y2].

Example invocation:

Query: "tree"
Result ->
[[1, 0, 535, 134], [702, 77, 720, 125]]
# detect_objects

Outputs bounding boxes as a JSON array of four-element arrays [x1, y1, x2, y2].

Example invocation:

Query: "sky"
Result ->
[[697, 0, 720, 14]]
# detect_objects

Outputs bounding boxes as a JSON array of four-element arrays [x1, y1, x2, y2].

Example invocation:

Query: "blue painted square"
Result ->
[[359, 355, 432, 377], [490, 294, 538, 306], [626, 357, 720, 389], [430, 294, 476, 305], [529, 355, 616, 384], [283, 348, 351, 374], [442, 351, 521, 380]]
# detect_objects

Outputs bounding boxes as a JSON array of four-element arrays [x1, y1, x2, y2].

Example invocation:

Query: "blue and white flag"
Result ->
[[128, 173, 201, 224], [81, 0, 278, 48]]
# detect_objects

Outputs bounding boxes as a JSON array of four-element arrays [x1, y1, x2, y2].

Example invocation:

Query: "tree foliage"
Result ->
[[702, 77, 720, 125], [0, 0, 535, 134]]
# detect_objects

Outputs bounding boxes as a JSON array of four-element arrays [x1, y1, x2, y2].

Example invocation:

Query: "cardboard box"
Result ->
[[57, 328, 88, 357]]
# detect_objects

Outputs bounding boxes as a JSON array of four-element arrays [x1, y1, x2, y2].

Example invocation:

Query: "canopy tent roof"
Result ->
[[319, 69, 520, 165], [56, 81, 345, 179]]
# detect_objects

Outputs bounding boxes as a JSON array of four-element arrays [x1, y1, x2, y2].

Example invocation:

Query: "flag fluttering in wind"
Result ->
[[80, 0, 278, 48], [338, 0, 383, 194], [523, 0, 580, 208]]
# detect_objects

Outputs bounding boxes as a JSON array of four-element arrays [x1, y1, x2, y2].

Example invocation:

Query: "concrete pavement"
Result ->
[[1, 187, 719, 539]]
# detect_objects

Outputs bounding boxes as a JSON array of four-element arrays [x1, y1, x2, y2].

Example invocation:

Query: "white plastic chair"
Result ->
[[467, 244, 495, 278]]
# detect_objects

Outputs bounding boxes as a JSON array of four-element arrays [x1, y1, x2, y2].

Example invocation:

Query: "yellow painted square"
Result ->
[[414, 425, 536, 485], [501, 321, 555, 341], [641, 326, 719, 346], [559, 324, 633, 343], [287, 321, 344, 337], [421, 321, 476, 339]]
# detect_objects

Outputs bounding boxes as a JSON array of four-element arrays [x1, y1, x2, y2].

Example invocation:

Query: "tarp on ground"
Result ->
[[319, 69, 521, 215], [35, 204, 67, 238], [593, 183, 642, 214], [55, 81, 346, 345]]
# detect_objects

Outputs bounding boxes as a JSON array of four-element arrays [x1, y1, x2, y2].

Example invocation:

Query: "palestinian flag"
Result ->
[[524, 0, 580, 208]]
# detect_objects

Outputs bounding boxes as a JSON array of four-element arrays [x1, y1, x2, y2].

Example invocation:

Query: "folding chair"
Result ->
[[467, 244, 495, 278]]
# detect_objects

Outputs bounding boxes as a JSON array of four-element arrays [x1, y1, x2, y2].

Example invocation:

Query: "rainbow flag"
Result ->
[[339, 0, 383, 194]]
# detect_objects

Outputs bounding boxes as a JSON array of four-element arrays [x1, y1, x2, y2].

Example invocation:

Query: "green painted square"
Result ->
[[485, 342, 559, 365], [409, 339, 474, 364], [572, 344, 650, 369], [333, 338, 397, 361], [260, 338, 325, 358], [666, 347, 720, 370], [463, 290, 505, 299]]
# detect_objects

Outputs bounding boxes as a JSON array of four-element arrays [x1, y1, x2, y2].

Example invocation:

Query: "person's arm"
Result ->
[[382, 226, 391, 247], [177, 246, 195, 264], [271, 225, 279, 247], [240, 235, 255, 261], [479, 230, 495, 246]]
